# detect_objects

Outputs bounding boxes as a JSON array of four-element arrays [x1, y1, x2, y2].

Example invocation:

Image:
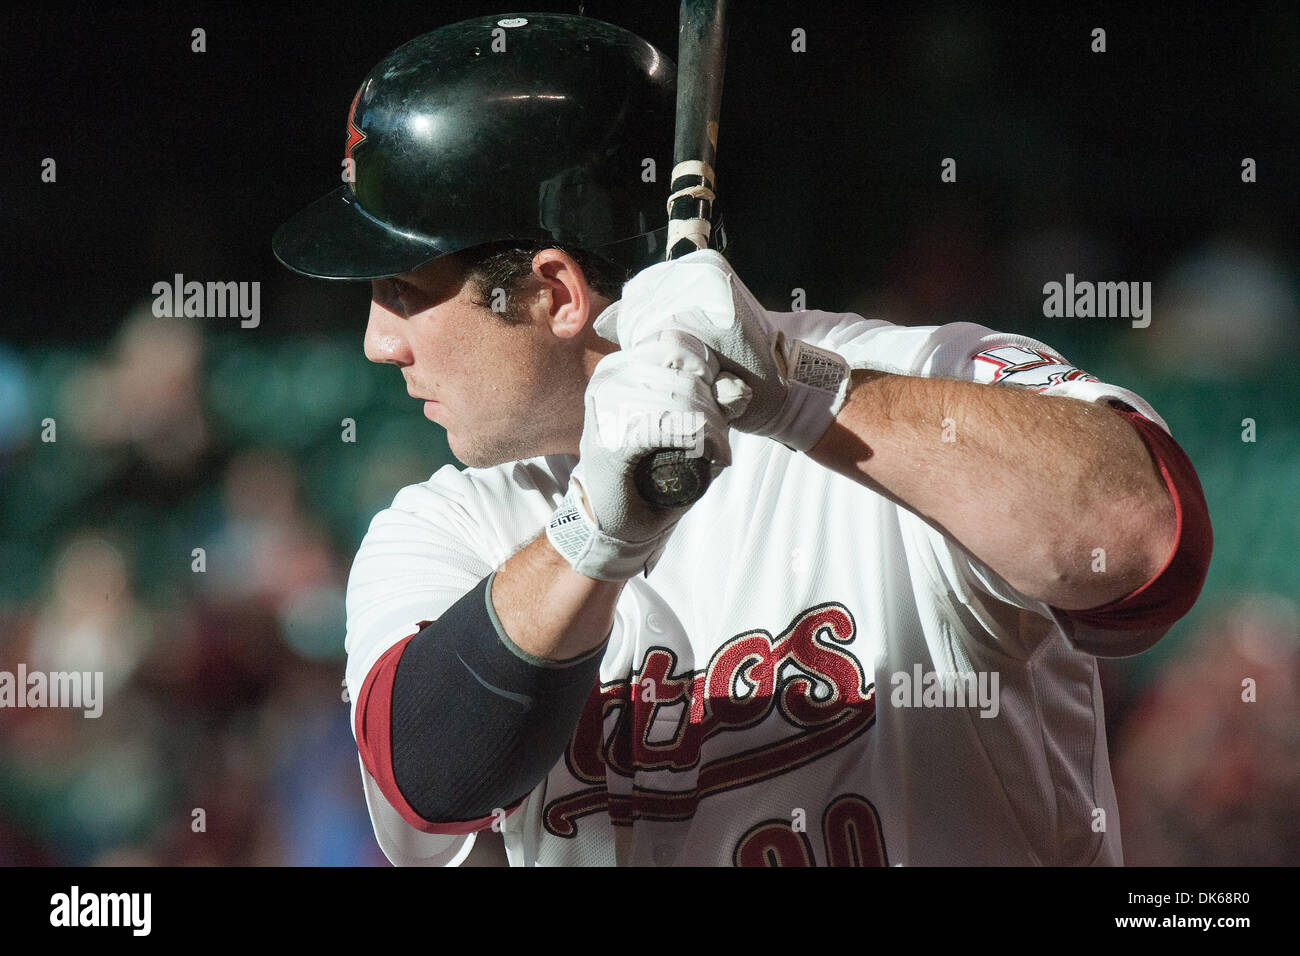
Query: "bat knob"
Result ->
[[634, 449, 712, 508]]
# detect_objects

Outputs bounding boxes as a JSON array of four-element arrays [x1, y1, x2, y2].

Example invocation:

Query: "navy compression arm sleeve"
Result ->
[[387, 572, 608, 824]]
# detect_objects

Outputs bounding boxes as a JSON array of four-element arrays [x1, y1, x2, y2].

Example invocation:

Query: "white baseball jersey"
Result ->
[[344, 310, 1172, 866]]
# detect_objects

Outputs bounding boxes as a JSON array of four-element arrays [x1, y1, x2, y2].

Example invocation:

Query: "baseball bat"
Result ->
[[632, 0, 729, 509]]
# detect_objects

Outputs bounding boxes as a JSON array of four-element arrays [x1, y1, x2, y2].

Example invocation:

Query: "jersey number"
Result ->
[[732, 793, 888, 866]]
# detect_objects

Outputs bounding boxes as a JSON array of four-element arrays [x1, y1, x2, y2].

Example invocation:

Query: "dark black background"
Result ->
[[1, 863, 1282, 938], [4, 0, 1295, 343]]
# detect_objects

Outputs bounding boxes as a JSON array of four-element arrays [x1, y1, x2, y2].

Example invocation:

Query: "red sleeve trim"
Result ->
[[354, 623, 525, 835], [1064, 408, 1212, 631]]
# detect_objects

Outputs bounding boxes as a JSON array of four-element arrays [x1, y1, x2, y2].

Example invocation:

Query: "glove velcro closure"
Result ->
[[767, 333, 852, 452], [545, 485, 670, 582]]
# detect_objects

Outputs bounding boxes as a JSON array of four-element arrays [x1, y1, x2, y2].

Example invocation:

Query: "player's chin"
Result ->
[[449, 429, 536, 470], [445, 431, 499, 470]]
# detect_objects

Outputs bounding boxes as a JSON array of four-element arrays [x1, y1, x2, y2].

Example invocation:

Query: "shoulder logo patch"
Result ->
[[972, 345, 1098, 391]]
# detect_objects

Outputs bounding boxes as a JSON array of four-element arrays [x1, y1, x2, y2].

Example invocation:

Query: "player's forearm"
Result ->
[[807, 370, 1176, 610], [491, 533, 625, 662]]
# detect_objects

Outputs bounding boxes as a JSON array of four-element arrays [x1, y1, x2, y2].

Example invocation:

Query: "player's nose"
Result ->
[[364, 296, 413, 366]]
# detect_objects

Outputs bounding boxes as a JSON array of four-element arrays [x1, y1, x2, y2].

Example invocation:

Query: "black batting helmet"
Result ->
[[272, 12, 677, 281]]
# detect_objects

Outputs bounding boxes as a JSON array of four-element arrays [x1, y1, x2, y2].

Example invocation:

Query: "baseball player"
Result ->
[[273, 13, 1212, 866]]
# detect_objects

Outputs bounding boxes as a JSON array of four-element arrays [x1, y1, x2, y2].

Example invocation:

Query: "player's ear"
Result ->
[[531, 250, 590, 339]]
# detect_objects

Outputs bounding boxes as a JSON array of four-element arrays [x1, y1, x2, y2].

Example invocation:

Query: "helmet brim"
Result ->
[[272, 186, 451, 281]]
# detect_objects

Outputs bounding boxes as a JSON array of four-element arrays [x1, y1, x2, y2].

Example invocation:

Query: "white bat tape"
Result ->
[[666, 217, 711, 251], [671, 159, 716, 183]]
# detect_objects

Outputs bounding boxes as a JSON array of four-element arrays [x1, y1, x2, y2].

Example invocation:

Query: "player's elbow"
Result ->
[[1052, 482, 1211, 654]]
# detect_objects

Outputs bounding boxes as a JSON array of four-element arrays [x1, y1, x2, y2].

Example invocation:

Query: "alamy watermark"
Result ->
[[1042, 274, 1151, 328], [889, 665, 1000, 718], [0, 665, 103, 718], [593, 408, 707, 459], [152, 273, 260, 328], [50, 886, 150, 936]]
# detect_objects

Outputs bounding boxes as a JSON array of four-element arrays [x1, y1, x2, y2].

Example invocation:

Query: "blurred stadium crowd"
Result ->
[[0, 228, 1295, 866], [0, 307, 440, 865]]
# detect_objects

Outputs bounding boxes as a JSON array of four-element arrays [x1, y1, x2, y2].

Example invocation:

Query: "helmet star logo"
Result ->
[[346, 87, 367, 159], [346, 121, 366, 156]]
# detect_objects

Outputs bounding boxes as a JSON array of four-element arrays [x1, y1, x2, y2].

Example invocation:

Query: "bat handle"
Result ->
[[634, 448, 713, 509], [630, 0, 728, 510]]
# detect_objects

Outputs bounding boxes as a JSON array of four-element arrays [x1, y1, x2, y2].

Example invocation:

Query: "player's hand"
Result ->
[[546, 334, 731, 581], [594, 249, 851, 453]]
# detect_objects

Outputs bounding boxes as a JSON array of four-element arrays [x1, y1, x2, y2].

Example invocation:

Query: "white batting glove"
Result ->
[[594, 249, 851, 453], [546, 335, 731, 581]]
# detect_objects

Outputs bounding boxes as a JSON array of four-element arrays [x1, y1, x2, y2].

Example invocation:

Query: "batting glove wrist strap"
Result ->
[[764, 332, 852, 452], [546, 481, 670, 581]]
